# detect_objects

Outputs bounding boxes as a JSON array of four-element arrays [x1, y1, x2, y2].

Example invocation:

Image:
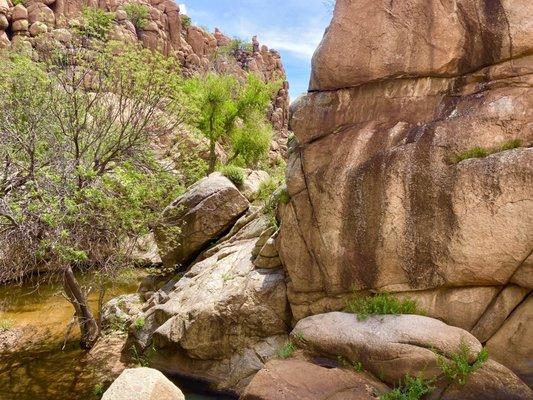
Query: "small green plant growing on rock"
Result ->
[[221, 272, 234, 282], [278, 341, 297, 359], [437, 343, 489, 385], [380, 375, 435, 400], [0, 319, 13, 332], [352, 361, 364, 372], [345, 292, 422, 321], [11, 0, 24, 5], [337, 355, 364, 372], [123, 2, 149, 30], [219, 164, 245, 186], [134, 317, 146, 330], [92, 383, 106, 398]]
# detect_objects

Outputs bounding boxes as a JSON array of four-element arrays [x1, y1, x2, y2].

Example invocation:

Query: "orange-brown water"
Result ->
[[0, 272, 235, 400], [0, 271, 146, 400]]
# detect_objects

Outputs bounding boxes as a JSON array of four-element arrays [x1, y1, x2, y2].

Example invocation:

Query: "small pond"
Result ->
[[0, 271, 235, 400]]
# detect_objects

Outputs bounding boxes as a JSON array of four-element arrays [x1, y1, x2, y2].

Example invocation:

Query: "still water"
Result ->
[[0, 272, 233, 400]]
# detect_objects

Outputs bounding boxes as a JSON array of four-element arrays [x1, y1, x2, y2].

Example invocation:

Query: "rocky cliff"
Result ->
[[279, 0, 532, 385], [0, 0, 290, 155]]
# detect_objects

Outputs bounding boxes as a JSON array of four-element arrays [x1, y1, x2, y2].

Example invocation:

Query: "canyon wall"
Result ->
[[279, 0, 532, 385]]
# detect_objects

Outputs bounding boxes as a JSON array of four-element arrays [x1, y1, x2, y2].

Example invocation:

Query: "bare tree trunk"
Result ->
[[208, 139, 216, 174], [63, 267, 99, 349]]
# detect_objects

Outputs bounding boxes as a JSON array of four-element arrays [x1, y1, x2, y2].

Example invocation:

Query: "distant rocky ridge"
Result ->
[[0, 0, 290, 157]]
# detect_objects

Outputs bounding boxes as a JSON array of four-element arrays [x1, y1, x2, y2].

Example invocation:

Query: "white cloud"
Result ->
[[179, 3, 187, 15], [232, 18, 325, 60]]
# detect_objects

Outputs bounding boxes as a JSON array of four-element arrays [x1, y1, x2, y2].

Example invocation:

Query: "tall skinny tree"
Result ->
[[187, 73, 279, 173]]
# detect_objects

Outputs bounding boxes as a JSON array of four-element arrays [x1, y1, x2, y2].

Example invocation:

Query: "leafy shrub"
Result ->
[[219, 165, 245, 186], [181, 14, 192, 29], [345, 293, 422, 321], [437, 343, 489, 385], [219, 38, 253, 56], [277, 341, 297, 359], [451, 138, 524, 164], [123, 2, 149, 30], [380, 376, 435, 400], [11, 0, 24, 5], [79, 7, 115, 41]]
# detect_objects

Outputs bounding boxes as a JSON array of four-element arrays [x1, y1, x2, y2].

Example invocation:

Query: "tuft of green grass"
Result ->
[[499, 138, 523, 151], [221, 272, 234, 282], [219, 164, 245, 186], [437, 343, 489, 385], [134, 317, 145, 330], [345, 293, 422, 321], [451, 138, 524, 164], [0, 319, 13, 332], [452, 147, 490, 163], [380, 376, 435, 400], [277, 341, 297, 359]]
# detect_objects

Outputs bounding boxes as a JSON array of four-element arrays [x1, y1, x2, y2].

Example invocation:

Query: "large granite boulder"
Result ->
[[291, 312, 481, 385], [136, 212, 289, 393], [279, 0, 533, 382], [102, 367, 185, 400], [241, 359, 388, 400], [155, 173, 249, 268], [311, 0, 533, 90], [291, 312, 532, 399]]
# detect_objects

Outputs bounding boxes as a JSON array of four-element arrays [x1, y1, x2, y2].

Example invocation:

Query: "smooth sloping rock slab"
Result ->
[[241, 359, 388, 400], [155, 173, 249, 268], [102, 367, 185, 400], [291, 312, 481, 385]]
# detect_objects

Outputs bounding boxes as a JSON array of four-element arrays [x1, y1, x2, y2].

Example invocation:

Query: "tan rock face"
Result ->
[[155, 173, 249, 268], [311, 0, 532, 91], [280, 0, 533, 382], [241, 359, 388, 400]]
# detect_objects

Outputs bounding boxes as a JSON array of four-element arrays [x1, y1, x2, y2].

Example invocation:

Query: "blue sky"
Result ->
[[180, 1, 332, 101]]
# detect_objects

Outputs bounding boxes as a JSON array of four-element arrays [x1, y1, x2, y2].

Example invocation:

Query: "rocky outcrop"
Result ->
[[241, 359, 388, 400], [0, 0, 290, 158], [136, 208, 288, 393], [102, 367, 185, 400], [291, 312, 532, 399], [155, 173, 250, 268], [279, 0, 533, 383]]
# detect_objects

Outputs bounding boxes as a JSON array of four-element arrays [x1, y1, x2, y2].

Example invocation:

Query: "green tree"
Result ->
[[186, 73, 278, 174], [0, 41, 187, 348]]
